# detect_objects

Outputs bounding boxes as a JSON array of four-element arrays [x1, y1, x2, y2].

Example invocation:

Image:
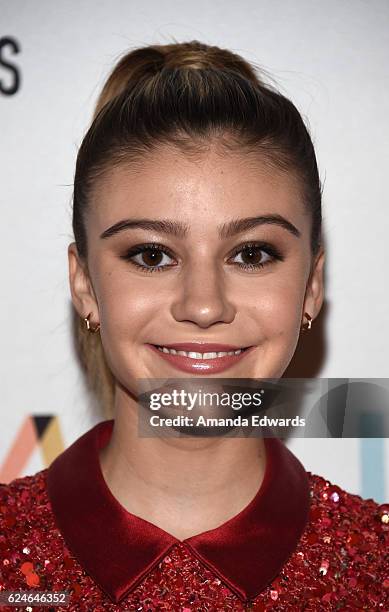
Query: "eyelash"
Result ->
[[119, 242, 285, 274]]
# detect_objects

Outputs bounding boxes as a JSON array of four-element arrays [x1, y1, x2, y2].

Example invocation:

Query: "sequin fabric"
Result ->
[[0, 470, 388, 611]]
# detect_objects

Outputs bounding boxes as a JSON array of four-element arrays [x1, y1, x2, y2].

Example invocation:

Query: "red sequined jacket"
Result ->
[[0, 419, 388, 611]]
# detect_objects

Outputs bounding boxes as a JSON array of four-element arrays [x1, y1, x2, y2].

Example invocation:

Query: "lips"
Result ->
[[147, 343, 254, 374]]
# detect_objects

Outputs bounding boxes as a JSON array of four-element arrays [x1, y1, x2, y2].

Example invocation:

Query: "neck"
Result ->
[[99, 386, 267, 540]]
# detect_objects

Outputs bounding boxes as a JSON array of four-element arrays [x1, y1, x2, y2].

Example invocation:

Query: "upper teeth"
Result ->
[[156, 346, 243, 359]]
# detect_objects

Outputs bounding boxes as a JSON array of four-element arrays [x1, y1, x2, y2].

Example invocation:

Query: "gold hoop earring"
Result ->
[[84, 313, 100, 333], [301, 312, 312, 331]]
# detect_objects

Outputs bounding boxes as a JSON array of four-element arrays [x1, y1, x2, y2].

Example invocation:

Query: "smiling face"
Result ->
[[68, 141, 324, 395]]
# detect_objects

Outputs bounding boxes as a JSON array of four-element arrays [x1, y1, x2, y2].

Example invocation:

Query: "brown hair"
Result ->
[[71, 39, 323, 418]]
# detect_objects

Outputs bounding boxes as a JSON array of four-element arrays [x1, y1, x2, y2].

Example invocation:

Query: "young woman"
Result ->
[[1, 40, 388, 611]]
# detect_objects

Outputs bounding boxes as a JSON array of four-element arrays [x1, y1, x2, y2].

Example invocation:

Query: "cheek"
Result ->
[[242, 279, 305, 378], [90, 267, 151, 358], [93, 270, 162, 388], [243, 273, 306, 341], [97, 272, 158, 335]]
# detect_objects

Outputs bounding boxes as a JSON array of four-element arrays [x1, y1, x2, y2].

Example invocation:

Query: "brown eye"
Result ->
[[120, 244, 176, 273], [141, 249, 164, 267], [231, 245, 272, 269], [240, 247, 265, 266]]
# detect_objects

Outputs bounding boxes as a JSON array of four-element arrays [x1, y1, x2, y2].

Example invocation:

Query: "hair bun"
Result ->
[[162, 40, 236, 71], [94, 40, 259, 118]]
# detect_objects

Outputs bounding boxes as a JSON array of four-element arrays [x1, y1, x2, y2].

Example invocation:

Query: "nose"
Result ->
[[170, 262, 236, 328]]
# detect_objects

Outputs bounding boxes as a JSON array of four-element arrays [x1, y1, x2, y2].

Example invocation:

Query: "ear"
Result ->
[[302, 248, 325, 324], [68, 242, 99, 321]]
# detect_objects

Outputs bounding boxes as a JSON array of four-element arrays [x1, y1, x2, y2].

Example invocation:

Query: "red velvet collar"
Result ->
[[46, 419, 310, 603]]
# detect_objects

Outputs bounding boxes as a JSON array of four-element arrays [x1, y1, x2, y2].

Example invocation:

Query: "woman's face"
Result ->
[[69, 143, 324, 393]]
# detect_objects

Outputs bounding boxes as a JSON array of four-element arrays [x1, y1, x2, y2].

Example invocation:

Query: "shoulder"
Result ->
[[0, 469, 49, 510], [306, 471, 389, 531], [297, 471, 389, 605], [0, 470, 77, 591], [0, 469, 53, 547]]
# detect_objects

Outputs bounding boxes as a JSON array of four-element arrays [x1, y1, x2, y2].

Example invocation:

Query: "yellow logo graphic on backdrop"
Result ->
[[0, 416, 64, 484]]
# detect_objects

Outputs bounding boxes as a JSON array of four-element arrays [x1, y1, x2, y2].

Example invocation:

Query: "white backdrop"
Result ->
[[1, 0, 388, 502]]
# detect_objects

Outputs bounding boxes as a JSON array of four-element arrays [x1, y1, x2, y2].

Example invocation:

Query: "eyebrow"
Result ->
[[99, 214, 301, 240]]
